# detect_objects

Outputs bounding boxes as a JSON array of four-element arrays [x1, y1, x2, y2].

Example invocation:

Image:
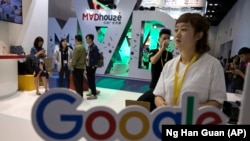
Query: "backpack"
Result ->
[[97, 52, 104, 68]]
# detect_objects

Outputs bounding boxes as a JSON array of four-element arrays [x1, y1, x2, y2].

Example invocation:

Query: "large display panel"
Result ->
[[0, 0, 22, 24]]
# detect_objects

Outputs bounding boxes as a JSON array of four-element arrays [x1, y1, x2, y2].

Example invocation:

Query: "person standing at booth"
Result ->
[[30, 36, 49, 95], [71, 35, 86, 98], [154, 13, 226, 109], [231, 47, 250, 92], [85, 34, 100, 100], [137, 29, 173, 112], [54, 38, 73, 88]]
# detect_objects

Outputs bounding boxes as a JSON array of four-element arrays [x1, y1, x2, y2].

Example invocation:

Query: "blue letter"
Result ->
[[36, 93, 82, 139], [153, 112, 182, 139]]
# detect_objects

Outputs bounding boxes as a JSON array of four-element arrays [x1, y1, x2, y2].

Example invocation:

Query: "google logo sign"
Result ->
[[31, 88, 227, 141]]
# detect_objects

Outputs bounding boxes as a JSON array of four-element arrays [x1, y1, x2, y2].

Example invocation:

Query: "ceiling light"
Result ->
[[214, 3, 218, 6], [210, 15, 213, 17], [209, 3, 213, 6], [212, 10, 215, 13]]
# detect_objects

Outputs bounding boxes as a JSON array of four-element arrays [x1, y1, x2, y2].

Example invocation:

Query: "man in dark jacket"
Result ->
[[85, 34, 100, 100]]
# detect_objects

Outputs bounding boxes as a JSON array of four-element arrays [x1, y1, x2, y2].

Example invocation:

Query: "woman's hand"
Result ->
[[38, 49, 45, 56], [155, 96, 167, 107], [232, 69, 245, 79], [198, 100, 222, 109]]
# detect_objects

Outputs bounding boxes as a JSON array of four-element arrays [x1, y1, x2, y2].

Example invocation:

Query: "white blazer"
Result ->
[[53, 46, 73, 71]]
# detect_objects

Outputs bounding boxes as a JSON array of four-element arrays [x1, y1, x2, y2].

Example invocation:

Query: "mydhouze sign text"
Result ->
[[31, 89, 227, 141], [82, 12, 122, 23]]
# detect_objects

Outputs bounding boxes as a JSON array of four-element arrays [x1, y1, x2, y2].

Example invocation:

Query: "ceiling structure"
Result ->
[[205, 0, 238, 26], [49, 0, 238, 27], [138, 0, 238, 26]]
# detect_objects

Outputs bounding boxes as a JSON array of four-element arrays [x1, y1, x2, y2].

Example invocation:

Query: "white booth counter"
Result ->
[[0, 55, 26, 99]]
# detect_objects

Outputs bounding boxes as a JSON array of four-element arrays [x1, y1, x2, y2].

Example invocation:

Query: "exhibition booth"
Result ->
[[1, 0, 250, 140]]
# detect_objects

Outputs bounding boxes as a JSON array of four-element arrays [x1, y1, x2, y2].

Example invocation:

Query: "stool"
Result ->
[[48, 75, 67, 89], [18, 75, 35, 91]]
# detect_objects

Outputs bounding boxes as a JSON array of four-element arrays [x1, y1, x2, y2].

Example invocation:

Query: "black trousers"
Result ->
[[73, 68, 84, 97], [86, 66, 97, 95], [137, 89, 156, 112], [59, 67, 70, 88]]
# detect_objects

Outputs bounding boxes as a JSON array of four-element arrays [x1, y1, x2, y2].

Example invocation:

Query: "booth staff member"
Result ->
[[54, 38, 73, 88], [154, 13, 226, 109]]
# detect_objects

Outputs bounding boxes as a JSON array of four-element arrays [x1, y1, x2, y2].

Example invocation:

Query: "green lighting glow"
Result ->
[[97, 27, 107, 44]]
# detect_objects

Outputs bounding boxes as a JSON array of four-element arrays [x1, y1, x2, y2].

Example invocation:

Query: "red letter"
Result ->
[[94, 13, 99, 21], [82, 13, 89, 20], [196, 112, 223, 124]]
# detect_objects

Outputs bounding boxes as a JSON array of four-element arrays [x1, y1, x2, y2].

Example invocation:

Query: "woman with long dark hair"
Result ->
[[30, 36, 48, 95], [54, 38, 73, 88]]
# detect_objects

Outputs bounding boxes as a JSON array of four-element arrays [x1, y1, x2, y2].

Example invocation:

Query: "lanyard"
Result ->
[[161, 51, 168, 67], [173, 53, 200, 106], [158, 48, 168, 67]]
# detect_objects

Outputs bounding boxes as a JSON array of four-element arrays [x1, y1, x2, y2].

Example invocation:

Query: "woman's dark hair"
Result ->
[[59, 38, 68, 51], [176, 13, 210, 54], [33, 36, 44, 49], [86, 34, 94, 41]]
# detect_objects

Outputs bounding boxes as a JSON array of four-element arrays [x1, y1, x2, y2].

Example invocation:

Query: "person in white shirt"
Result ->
[[154, 13, 227, 109], [54, 38, 73, 88]]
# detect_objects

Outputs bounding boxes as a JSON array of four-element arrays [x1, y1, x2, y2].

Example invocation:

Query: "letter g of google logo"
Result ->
[[32, 89, 226, 141]]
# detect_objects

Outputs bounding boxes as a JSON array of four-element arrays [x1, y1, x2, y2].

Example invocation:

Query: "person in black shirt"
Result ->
[[137, 29, 173, 111], [231, 47, 250, 92]]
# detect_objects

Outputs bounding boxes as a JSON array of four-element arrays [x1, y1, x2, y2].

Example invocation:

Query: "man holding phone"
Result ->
[[231, 47, 250, 92]]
